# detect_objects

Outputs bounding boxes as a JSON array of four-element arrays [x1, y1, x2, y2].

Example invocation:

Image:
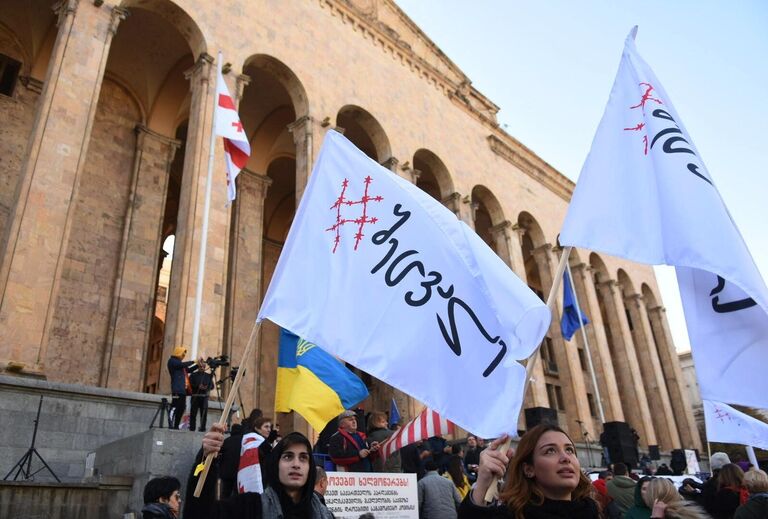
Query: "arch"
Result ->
[[336, 105, 391, 163], [0, 21, 31, 75], [146, 54, 195, 134], [263, 156, 296, 242], [243, 54, 309, 119], [517, 211, 547, 247], [472, 185, 505, 224], [413, 148, 454, 200], [120, 0, 207, 58], [641, 283, 660, 308], [0, 1, 57, 78], [588, 253, 610, 284], [617, 269, 637, 297]]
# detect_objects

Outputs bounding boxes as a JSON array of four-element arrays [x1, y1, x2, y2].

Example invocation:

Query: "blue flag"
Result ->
[[561, 269, 589, 340], [389, 397, 401, 428]]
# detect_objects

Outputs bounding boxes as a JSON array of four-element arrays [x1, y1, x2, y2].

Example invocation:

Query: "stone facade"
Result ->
[[0, 0, 700, 453]]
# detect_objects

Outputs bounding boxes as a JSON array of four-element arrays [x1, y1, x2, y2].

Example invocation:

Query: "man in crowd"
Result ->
[[606, 462, 636, 516], [166, 346, 200, 429], [189, 358, 213, 432], [328, 410, 379, 472], [463, 435, 483, 482], [417, 460, 461, 518], [191, 427, 334, 518], [141, 476, 182, 518]]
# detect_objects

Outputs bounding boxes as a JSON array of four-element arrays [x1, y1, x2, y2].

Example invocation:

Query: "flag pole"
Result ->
[[194, 319, 261, 497], [566, 261, 606, 424], [190, 50, 222, 361], [746, 445, 758, 468], [484, 245, 572, 503]]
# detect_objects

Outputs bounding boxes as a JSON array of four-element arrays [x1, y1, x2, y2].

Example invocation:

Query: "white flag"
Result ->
[[214, 67, 250, 203], [559, 27, 768, 409], [703, 400, 768, 450], [380, 407, 454, 459], [257, 131, 551, 437], [237, 432, 264, 494]]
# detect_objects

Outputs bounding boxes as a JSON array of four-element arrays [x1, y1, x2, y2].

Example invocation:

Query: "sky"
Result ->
[[396, 0, 768, 353]]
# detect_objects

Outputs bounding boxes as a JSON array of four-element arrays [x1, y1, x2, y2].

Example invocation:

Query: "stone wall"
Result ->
[[0, 480, 131, 519], [0, 374, 221, 483]]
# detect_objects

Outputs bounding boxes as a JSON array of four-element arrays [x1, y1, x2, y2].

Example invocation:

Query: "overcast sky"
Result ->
[[395, 0, 768, 353]]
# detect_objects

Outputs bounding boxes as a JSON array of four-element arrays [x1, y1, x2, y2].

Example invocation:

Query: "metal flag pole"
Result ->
[[190, 50, 222, 360], [484, 245, 573, 503], [566, 260, 606, 424]]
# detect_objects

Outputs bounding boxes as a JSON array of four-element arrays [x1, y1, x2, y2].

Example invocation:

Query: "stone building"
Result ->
[[0, 0, 701, 454]]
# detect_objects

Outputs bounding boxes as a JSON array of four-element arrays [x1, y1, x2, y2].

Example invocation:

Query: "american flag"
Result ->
[[380, 407, 454, 459]]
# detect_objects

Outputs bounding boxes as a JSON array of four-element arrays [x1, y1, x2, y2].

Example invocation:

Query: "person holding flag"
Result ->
[[328, 409, 380, 472]]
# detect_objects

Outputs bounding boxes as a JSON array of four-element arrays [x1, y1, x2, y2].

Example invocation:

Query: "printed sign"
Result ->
[[324, 472, 418, 519]]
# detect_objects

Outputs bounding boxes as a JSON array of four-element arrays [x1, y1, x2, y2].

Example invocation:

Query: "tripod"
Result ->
[[149, 397, 171, 429], [4, 395, 60, 482]]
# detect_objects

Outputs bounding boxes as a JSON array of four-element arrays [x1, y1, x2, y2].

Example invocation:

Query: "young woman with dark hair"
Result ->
[[458, 423, 599, 519], [444, 454, 472, 499], [705, 463, 748, 519]]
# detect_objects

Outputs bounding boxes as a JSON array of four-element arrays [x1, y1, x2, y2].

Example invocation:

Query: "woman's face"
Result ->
[[641, 480, 651, 501], [523, 430, 581, 500], [160, 489, 181, 517], [259, 421, 272, 437]]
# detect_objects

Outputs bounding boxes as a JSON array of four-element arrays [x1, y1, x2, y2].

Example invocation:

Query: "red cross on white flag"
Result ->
[[214, 68, 251, 203]]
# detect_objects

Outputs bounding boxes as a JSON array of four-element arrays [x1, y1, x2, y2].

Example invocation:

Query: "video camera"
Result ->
[[206, 354, 230, 369]]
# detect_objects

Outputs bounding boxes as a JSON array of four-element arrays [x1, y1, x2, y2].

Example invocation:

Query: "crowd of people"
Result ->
[[141, 402, 767, 519]]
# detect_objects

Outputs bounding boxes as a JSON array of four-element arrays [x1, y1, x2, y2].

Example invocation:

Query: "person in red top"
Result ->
[[328, 410, 379, 472]]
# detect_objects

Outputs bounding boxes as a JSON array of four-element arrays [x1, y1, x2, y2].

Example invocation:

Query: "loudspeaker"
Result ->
[[648, 445, 661, 460], [601, 421, 638, 469], [524, 407, 559, 429], [670, 449, 687, 475]]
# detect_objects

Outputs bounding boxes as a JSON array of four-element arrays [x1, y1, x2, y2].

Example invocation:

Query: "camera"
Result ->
[[206, 354, 230, 369]]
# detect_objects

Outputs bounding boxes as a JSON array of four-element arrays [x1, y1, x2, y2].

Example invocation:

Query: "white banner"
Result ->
[[324, 472, 418, 519], [559, 27, 768, 408], [703, 400, 768, 450], [257, 131, 551, 437]]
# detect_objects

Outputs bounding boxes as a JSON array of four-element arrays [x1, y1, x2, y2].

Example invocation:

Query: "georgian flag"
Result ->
[[559, 27, 768, 409], [237, 432, 264, 494], [214, 68, 250, 203], [380, 407, 454, 459]]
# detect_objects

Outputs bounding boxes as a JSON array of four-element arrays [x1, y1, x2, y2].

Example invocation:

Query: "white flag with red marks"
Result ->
[[237, 432, 264, 494], [214, 68, 250, 203], [380, 407, 454, 459], [559, 27, 768, 409], [703, 400, 768, 450]]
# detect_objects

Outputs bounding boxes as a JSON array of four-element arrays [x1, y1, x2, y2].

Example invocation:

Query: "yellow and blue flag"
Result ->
[[275, 328, 369, 431]]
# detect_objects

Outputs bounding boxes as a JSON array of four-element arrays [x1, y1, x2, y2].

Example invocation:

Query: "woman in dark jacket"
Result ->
[[166, 345, 199, 429], [705, 463, 748, 519], [624, 476, 653, 519], [458, 424, 599, 519]]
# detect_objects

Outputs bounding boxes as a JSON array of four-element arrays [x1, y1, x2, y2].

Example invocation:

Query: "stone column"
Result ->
[[532, 245, 594, 438], [442, 192, 474, 228], [625, 294, 680, 450], [597, 280, 657, 447], [224, 169, 271, 413], [288, 115, 323, 206], [489, 221, 514, 270], [0, 1, 127, 375], [161, 53, 228, 391], [648, 305, 703, 450], [569, 263, 624, 423], [100, 126, 180, 391]]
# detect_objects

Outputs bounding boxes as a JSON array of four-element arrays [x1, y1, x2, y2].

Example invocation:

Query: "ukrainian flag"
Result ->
[[275, 328, 369, 431]]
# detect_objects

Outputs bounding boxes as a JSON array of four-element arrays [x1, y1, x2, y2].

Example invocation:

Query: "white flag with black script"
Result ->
[[560, 27, 768, 408], [257, 131, 551, 437]]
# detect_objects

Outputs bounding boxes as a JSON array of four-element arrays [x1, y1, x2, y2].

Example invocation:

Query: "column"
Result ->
[[648, 305, 703, 450], [442, 192, 474, 228], [224, 169, 271, 414], [161, 52, 227, 391], [0, 1, 126, 374], [532, 244, 594, 438], [625, 294, 680, 450], [288, 115, 323, 205], [597, 279, 657, 447], [100, 126, 180, 390], [569, 263, 624, 423], [489, 221, 514, 271]]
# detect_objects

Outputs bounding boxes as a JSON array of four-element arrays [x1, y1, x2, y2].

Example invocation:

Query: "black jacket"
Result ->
[[458, 495, 600, 519], [167, 356, 197, 395], [328, 429, 375, 472], [190, 370, 213, 396]]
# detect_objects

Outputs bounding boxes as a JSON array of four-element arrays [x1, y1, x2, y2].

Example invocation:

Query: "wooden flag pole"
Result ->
[[484, 246, 572, 503], [193, 319, 262, 497]]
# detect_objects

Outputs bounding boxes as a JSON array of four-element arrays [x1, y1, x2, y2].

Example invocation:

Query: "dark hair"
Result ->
[[718, 463, 745, 490], [451, 444, 462, 455], [447, 455, 468, 490], [367, 411, 387, 433], [598, 470, 613, 480], [424, 459, 438, 472], [143, 476, 180, 504], [252, 416, 272, 433], [265, 432, 317, 503], [613, 462, 628, 476], [243, 408, 263, 431]]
